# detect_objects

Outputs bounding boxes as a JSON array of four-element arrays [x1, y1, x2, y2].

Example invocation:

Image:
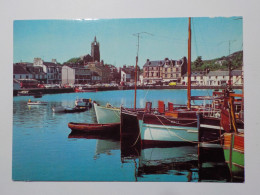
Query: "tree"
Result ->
[[194, 56, 203, 68]]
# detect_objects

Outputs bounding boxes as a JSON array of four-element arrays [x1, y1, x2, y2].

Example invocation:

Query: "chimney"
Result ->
[[52, 59, 57, 64]]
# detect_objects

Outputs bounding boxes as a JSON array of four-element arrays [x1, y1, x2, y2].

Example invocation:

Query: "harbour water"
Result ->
[[13, 89, 243, 182]]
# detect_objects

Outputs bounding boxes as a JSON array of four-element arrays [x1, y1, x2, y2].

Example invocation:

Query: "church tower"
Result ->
[[91, 36, 100, 62]]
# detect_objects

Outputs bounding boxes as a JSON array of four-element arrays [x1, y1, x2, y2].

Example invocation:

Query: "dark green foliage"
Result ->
[[64, 57, 83, 65], [194, 56, 203, 68], [192, 51, 243, 71]]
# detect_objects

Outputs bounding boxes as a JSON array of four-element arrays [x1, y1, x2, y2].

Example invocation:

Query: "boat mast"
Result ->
[[187, 17, 192, 110], [134, 34, 140, 111], [134, 55, 138, 111]]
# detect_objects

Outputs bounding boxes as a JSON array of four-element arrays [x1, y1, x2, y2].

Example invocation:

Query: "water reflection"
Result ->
[[137, 146, 199, 181]]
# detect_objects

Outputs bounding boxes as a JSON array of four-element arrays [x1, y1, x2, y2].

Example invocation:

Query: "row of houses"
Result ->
[[13, 58, 121, 85], [13, 56, 243, 87], [139, 56, 242, 86], [181, 70, 243, 86]]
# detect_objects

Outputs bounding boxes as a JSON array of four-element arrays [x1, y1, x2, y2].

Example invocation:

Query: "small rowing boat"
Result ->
[[68, 122, 120, 133], [27, 101, 47, 105]]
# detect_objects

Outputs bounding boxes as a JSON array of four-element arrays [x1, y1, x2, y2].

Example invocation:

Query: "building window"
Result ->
[[165, 74, 167, 77], [26, 75, 28, 79]]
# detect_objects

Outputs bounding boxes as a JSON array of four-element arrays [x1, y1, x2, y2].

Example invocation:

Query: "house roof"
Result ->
[[182, 71, 206, 77], [43, 62, 61, 67], [13, 64, 31, 74], [143, 57, 185, 67], [182, 70, 242, 77], [207, 70, 242, 76]]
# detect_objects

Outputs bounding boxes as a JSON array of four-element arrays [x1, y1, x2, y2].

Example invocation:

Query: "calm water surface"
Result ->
[[13, 89, 241, 181]]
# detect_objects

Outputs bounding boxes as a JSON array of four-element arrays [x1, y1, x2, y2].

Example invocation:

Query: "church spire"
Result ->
[[91, 36, 100, 62]]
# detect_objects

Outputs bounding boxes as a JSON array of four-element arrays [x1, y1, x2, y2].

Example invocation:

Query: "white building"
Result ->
[[62, 65, 91, 85], [181, 70, 243, 86], [181, 71, 206, 85], [206, 70, 243, 86], [33, 58, 62, 84]]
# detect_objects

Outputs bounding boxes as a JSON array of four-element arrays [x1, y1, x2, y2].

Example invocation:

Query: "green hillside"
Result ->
[[192, 50, 243, 71]]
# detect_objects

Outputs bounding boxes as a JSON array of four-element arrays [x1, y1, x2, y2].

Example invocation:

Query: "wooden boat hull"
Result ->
[[68, 122, 120, 133], [223, 133, 244, 179], [94, 103, 120, 124]]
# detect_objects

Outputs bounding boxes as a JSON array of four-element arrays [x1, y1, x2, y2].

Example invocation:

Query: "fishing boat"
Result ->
[[75, 98, 92, 108], [52, 106, 87, 113], [27, 100, 47, 105], [65, 106, 87, 113], [18, 90, 35, 96], [121, 18, 200, 145], [68, 122, 120, 133], [94, 103, 120, 124], [74, 87, 97, 93], [220, 92, 244, 181]]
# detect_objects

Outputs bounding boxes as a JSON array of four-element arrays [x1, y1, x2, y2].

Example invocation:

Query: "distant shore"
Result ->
[[13, 85, 243, 96]]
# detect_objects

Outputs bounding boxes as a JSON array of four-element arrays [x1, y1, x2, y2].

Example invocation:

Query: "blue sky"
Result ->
[[13, 17, 243, 67]]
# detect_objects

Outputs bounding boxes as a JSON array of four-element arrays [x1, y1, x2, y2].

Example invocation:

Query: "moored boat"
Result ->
[[27, 101, 47, 105], [94, 103, 120, 124], [220, 92, 244, 181], [121, 102, 199, 146], [18, 90, 35, 96], [52, 106, 87, 113], [75, 98, 92, 108], [74, 87, 97, 93], [121, 18, 200, 145], [65, 106, 87, 113], [68, 122, 120, 133], [222, 132, 244, 180]]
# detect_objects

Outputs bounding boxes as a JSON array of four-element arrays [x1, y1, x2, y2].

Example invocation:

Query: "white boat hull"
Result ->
[[27, 101, 47, 105], [94, 103, 120, 124], [52, 106, 66, 112], [139, 120, 198, 143]]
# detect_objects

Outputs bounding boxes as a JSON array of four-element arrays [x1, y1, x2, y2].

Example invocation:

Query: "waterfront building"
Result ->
[[26, 66, 47, 84], [142, 57, 187, 85], [181, 70, 243, 86], [86, 61, 111, 83], [33, 58, 62, 84], [181, 71, 206, 85], [119, 65, 138, 86], [13, 63, 33, 80], [91, 71, 102, 84], [61, 65, 92, 85], [205, 70, 243, 86]]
